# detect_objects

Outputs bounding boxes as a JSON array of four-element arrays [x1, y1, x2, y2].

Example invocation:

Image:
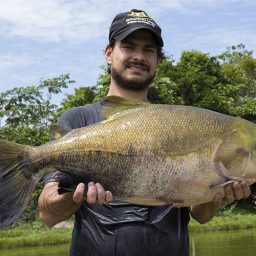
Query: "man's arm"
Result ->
[[190, 181, 251, 224], [38, 181, 113, 228]]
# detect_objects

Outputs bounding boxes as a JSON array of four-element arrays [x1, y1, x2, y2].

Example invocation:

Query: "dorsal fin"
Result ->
[[50, 125, 71, 140], [102, 96, 150, 120]]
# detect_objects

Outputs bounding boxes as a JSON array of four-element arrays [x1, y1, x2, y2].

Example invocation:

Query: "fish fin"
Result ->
[[102, 96, 150, 120], [50, 125, 71, 140], [209, 180, 236, 189], [0, 139, 38, 229], [151, 205, 173, 224]]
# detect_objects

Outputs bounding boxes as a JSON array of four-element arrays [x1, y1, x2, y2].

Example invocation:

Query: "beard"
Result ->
[[111, 66, 155, 91]]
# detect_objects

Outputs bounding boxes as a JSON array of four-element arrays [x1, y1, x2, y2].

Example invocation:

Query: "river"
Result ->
[[0, 229, 255, 255], [190, 228, 256, 256]]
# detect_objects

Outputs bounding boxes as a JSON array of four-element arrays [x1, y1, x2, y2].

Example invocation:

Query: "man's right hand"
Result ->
[[73, 182, 113, 205], [38, 181, 113, 228]]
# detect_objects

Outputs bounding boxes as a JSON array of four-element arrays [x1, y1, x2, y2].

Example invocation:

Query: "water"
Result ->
[[0, 229, 255, 255], [0, 244, 69, 256], [190, 229, 256, 256]]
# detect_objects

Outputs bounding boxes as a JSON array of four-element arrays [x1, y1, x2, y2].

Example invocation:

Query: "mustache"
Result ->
[[126, 60, 149, 71]]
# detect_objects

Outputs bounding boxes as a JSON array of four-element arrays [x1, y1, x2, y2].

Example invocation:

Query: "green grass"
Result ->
[[0, 222, 72, 249], [189, 206, 256, 232]]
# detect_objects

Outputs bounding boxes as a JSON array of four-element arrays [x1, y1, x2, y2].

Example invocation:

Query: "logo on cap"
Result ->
[[128, 10, 149, 18]]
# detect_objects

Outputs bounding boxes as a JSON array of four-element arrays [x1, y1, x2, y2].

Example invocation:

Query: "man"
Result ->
[[38, 9, 251, 256]]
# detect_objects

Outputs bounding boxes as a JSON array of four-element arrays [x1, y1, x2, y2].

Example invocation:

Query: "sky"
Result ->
[[0, 0, 255, 103]]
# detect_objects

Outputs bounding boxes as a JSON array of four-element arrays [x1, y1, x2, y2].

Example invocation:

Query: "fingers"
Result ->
[[240, 181, 251, 198], [105, 191, 113, 203], [73, 183, 86, 204], [224, 181, 251, 203], [72, 182, 113, 205], [86, 182, 113, 205], [213, 192, 222, 206]]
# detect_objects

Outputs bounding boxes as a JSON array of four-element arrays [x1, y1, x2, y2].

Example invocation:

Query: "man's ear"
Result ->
[[157, 56, 161, 66], [105, 46, 112, 65]]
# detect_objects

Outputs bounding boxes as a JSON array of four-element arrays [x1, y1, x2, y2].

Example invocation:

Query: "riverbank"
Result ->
[[189, 207, 256, 232], [0, 222, 72, 249], [1, 207, 255, 249]]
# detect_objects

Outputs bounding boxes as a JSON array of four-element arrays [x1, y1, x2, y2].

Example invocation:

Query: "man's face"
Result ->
[[106, 30, 160, 91]]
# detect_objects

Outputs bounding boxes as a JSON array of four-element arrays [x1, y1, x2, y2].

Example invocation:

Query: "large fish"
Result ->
[[0, 96, 256, 228]]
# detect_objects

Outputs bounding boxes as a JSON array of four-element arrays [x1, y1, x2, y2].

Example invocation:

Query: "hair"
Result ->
[[106, 40, 166, 74]]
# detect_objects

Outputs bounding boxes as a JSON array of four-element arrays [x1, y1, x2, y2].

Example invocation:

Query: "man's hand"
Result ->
[[190, 181, 251, 224], [214, 181, 251, 207], [73, 182, 113, 205], [39, 181, 113, 227]]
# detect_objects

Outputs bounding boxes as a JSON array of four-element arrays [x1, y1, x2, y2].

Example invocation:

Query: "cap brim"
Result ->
[[113, 26, 163, 47]]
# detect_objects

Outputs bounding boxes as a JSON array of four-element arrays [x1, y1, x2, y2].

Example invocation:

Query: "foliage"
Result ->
[[0, 74, 75, 129], [216, 44, 256, 121], [59, 86, 96, 114], [93, 65, 111, 101]]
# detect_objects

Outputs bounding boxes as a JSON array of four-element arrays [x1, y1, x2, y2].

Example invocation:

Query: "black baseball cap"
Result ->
[[109, 9, 164, 47]]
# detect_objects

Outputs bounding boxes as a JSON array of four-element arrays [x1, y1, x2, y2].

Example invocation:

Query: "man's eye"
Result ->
[[122, 45, 132, 49], [145, 48, 156, 53]]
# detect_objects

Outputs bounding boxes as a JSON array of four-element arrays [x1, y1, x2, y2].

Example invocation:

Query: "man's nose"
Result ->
[[132, 49, 145, 61]]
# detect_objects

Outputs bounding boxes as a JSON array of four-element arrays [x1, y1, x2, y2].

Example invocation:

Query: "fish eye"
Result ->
[[235, 147, 249, 156]]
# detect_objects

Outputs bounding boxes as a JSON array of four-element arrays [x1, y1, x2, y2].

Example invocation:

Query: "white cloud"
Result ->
[[186, 19, 256, 47], [167, 23, 256, 59], [0, 0, 109, 41], [0, 54, 35, 70], [201, 28, 256, 47], [1, 0, 255, 42]]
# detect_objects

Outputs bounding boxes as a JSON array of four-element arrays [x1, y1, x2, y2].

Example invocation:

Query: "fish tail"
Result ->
[[0, 138, 38, 228]]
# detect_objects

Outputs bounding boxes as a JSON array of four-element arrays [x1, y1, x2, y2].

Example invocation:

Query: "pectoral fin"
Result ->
[[50, 125, 71, 140], [209, 180, 236, 189]]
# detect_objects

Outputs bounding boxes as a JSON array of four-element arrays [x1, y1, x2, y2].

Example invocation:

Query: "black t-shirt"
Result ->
[[42, 100, 190, 256]]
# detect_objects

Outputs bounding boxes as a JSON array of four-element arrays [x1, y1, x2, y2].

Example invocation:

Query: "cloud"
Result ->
[[1, 0, 255, 42], [0, 53, 35, 70], [199, 28, 256, 48], [167, 22, 256, 60], [0, 0, 109, 42]]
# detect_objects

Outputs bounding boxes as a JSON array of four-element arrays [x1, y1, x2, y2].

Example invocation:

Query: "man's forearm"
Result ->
[[190, 181, 251, 224], [189, 200, 220, 224], [38, 182, 82, 228]]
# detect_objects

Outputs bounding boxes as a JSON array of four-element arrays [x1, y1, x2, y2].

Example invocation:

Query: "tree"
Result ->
[[92, 65, 111, 101], [60, 86, 96, 112], [0, 74, 75, 130], [216, 44, 256, 121], [148, 58, 185, 104]]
